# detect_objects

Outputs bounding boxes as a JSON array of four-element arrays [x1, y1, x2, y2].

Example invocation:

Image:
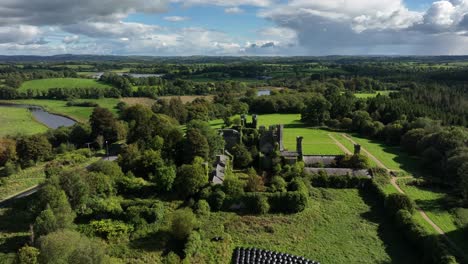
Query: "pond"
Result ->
[[0, 103, 76, 129]]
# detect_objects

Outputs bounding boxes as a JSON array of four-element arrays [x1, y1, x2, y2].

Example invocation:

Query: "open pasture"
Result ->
[[195, 188, 420, 263], [0, 106, 48, 136], [19, 78, 112, 92]]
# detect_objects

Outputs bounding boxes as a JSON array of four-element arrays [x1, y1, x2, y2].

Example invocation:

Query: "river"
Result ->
[[0, 103, 76, 129]]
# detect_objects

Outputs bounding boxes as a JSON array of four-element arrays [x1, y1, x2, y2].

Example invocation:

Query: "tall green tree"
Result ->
[[176, 157, 208, 197], [90, 107, 126, 144], [183, 129, 209, 163]]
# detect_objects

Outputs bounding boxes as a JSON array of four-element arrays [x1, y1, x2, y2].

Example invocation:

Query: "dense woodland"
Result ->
[[0, 57, 467, 263]]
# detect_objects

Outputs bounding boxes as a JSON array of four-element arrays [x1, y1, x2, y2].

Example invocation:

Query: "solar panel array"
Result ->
[[232, 247, 320, 264]]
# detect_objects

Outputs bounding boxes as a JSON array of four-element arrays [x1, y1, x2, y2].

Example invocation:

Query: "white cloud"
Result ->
[[164, 16, 190, 22], [0, 0, 168, 26], [62, 21, 161, 39], [63, 35, 80, 44], [225, 7, 244, 14], [171, 0, 273, 7], [0, 25, 42, 44], [258, 0, 468, 55]]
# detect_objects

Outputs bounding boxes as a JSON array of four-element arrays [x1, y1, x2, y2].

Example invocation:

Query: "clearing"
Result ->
[[19, 78, 112, 92], [193, 188, 420, 263]]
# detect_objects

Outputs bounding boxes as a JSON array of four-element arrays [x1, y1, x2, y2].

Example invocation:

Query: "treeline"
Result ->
[[298, 89, 468, 204]]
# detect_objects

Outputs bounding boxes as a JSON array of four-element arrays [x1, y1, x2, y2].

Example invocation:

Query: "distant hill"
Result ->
[[2, 54, 468, 64]]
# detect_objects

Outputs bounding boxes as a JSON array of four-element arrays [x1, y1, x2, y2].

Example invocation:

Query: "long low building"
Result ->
[[305, 168, 371, 178]]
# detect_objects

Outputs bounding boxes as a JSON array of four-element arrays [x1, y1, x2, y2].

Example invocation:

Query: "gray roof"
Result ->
[[212, 164, 226, 184], [305, 168, 371, 178], [281, 151, 299, 157], [303, 155, 338, 166]]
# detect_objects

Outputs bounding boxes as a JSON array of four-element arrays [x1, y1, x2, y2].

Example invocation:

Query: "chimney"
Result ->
[[297, 136, 303, 158], [354, 144, 361, 155]]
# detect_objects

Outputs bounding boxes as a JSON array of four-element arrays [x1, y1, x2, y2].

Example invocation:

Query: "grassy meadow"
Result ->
[[353, 90, 397, 98], [193, 188, 420, 263], [399, 182, 468, 253], [0, 107, 48, 136], [19, 78, 112, 92]]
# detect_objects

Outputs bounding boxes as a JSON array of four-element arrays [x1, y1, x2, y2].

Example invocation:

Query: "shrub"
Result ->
[[164, 252, 181, 264], [184, 231, 202, 260], [125, 201, 165, 225], [171, 209, 198, 241], [209, 190, 226, 211], [194, 200, 210, 216], [89, 219, 134, 240], [38, 230, 107, 264], [223, 176, 245, 198], [17, 245, 40, 264], [385, 193, 415, 214], [270, 176, 287, 192], [253, 195, 270, 214]]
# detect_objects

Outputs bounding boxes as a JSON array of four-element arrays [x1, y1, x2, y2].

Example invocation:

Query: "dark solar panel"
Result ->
[[232, 247, 320, 264]]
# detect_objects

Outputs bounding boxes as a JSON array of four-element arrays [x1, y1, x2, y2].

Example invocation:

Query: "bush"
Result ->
[[310, 174, 371, 189], [164, 252, 181, 264], [88, 219, 134, 240], [208, 190, 226, 211], [223, 176, 245, 198], [17, 245, 40, 264], [38, 230, 107, 264], [125, 201, 165, 225], [385, 193, 415, 214], [243, 194, 271, 214], [171, 209, 198, 241], [270, 176, 287, 192], [184, 231, 202, 260], [194, 200, 210, 216]]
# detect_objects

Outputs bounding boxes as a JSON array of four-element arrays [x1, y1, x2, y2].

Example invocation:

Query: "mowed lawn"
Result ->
[[210, 114, 344, 155], [19, 78, 112, 92], [196, 188, 420, 263], [343, 134, 420, 174], [3, 99, 120, 123], [0, 106, 48, 136]]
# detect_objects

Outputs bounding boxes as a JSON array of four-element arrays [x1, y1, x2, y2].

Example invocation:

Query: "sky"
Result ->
[[1, 0, 468, 56]]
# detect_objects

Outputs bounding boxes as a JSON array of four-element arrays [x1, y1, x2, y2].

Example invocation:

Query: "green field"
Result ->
[[0, 107, 48, 136], [195, 188, 420, 263], [399, 182, 468, 253], [211, 114, 345, 155], [354, 90, 397, 98], [2, 99, 120, 123], [19, 78, 112, 92], [344, 134, 420, 174]]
